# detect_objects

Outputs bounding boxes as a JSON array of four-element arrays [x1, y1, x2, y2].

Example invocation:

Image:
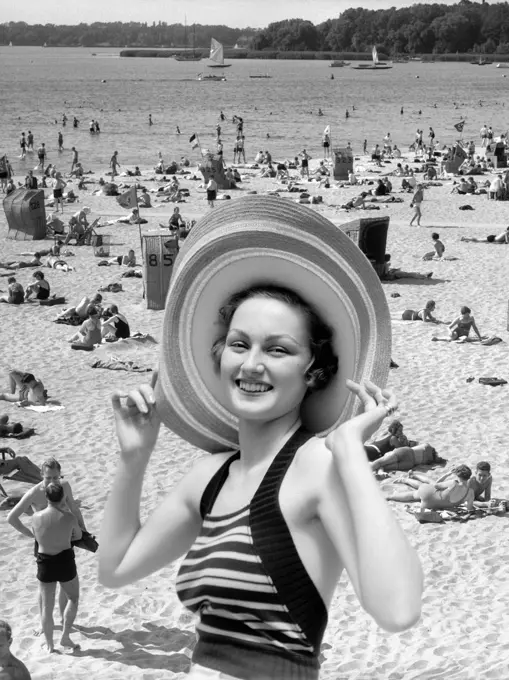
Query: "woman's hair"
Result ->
[[34, 252, 41, 259], [476, 461, 491, 473], [0, 620, 12, 641], [388, 419, 403, 433], [108, 304, 119, 315], [33, 270, 44, 280], [87, 305, 99, 318], [92, 294, 103, 304], [460, 306, 471, 315], [425, 300, 435, 309], [431, 232, 439, 240], [211, 284, 338, 393], [7, 277, 16, 284], [41, 457, 61, 473], [452, 464, 472, 480]]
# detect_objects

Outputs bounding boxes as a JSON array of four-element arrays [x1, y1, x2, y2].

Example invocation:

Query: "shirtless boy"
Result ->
[[0, 621, 32, 680], [31, 482, 82, 653], [7, 458, 86, 650]]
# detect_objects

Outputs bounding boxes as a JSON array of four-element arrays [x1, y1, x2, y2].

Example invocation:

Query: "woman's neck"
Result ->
[[237, 409, 302, 472]]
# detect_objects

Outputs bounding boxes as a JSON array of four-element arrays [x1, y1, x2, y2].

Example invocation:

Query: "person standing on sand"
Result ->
[[31, 482, 81, 653], [27, 130, 34, 152], [57, 131, 63, 152], [0, 620, 32, 679], [206, 176, 217, 207], [409, 184, 424, 226], [110, 151, 120, 180], [7, 459, 87, 653]]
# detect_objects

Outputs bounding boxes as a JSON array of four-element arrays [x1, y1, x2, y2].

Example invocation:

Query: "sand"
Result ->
[[1, 152, 509, 679]]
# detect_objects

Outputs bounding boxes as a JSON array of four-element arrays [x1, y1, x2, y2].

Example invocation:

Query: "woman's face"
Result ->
[[220, 296, 312, 423]]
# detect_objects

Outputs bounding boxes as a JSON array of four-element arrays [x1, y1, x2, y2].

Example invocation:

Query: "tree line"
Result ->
[[3, 2, 509, 54]]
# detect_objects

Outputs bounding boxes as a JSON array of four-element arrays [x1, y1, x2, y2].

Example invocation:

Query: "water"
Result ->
[[1, 46, 508, 173]]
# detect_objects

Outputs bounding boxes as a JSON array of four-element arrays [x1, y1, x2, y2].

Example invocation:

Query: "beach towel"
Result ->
[[480, 336, 504, 346], [478, 377, 507, 386], [72, 530, 99, 553], [54, 314, 82, 327], [17, 402, 64, 413], [90, 357, 153, 372]]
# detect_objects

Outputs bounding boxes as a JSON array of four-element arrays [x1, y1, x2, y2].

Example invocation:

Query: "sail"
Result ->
[[210, 38, 224, 66], [372, 46, 378, 65]]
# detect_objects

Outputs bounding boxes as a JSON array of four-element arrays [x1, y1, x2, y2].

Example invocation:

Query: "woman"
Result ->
[[370, 443, 446, 473], [448, 306, 482, 341], [206, 177, 217, 208], [0, 277, 24, 305], [24, 271, 51, 301], [0, 370, 47, 406], [167, 207, 185, 232], [101, 304, 130, 340], [68, 305, 102, 348], [52, 172, 67, 213], [99, 197, 423, 679], [401, 300, 438, 322]]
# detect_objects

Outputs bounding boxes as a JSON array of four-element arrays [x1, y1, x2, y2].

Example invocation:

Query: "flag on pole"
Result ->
[[189, 133, 200, 149], [454, 121, 465, 133], [117, 186, 138, 210]]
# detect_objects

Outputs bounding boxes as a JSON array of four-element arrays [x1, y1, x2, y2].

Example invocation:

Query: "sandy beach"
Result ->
[[1, 149, 509, 680]]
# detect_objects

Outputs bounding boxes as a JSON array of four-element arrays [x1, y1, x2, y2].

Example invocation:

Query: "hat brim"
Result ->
[[156, 196, 391, 453]]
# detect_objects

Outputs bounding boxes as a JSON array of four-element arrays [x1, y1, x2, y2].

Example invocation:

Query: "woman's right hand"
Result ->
[[111, 371, 161, 462]]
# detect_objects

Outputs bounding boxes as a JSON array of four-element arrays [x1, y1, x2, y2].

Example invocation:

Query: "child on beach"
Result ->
[[0, 370, 47, 406], [0, 277, 24, 305], [401, 300, 439, 323], [386, 464, 476, 512], [0, 620, 32, 680]]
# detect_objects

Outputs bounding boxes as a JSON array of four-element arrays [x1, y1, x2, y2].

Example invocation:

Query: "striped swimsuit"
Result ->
[[176, 427, 327, 680]]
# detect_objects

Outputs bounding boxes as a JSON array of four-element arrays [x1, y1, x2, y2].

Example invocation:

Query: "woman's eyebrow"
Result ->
[[228, 329, 301, 344]]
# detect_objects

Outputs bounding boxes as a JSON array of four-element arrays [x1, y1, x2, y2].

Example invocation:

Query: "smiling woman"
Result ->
[[99, 196, 423, 680]]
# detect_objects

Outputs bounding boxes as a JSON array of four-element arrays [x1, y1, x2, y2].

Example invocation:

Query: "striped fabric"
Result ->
[[175, 428, 326, 680], [177, 506, 314, 655]]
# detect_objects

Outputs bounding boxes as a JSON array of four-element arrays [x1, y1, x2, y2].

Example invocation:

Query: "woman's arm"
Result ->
[[448, 316, 460, 330], [471, 319, 482, 339], [317, 382, 423, 632]]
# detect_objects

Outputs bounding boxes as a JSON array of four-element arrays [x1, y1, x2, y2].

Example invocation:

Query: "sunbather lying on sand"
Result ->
[[0, 370, 47, 406], [402, 300, 439, 322], [56, 293, 103, 321], [399, 460, 494, 509], [0, 416, 24, 437], [460, 226, 509, 244], [46, 255, 74, 272], [385, 464, 476, 511], [0, 448, 42, 485], [0, 253, 43, 270], [364, 419, 416, 462], [371, 443, 446, 473], [107, 249, 136, 267]]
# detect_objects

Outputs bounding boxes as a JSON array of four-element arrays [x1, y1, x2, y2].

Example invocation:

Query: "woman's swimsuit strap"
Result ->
[[199, 452, 240, 519]]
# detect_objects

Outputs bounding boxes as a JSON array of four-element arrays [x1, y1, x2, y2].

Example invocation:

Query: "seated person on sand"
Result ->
[[138, 187, 152, 208], [224, 168, 237, 187], [101, 304, 130, 341], [56, 293, 102, 321], [0, 253, 43, 270], [440, 306, 482, 342], [451, 178, 471, 195], [401, 172, 417, 191], [260, 162, 276, 178], [401, 299, 439, 323], [0, 620, 32, 680], [423, 232, 445, 260], [64, 206, 91, 245], [164, 207, 185, 233], [385, 464, 476, 512], [343, 192, 368, 210], [373, 179, 388, 197], [424, 165, 437, 181], [24, 271, 50, 301], [313, 161, 330, 178], [0, 370, 47, 406], [276, 163, 289, 180], [0, 277, 25, 305], [348, 170, 358, 185], [460, 226, 509, 244], [364, 419, 413, 462], [69, 162, 84, 179], [399, 460, 494, 509], [46, 255, 74, 272], [370, 443, 446, 474], [392, 145, 402, 159], [68, 305, 102, 348], [108, 249, 136, 267]]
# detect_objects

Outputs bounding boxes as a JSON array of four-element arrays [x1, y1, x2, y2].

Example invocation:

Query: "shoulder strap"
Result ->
[[199, 452, 240, 519], [250, 427, 328, 651]]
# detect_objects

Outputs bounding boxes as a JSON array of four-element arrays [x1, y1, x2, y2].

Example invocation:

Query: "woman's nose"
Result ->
[[242, 349, 264, 373]]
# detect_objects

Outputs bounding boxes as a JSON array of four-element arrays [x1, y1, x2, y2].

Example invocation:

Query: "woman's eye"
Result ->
[[230, 341, 246, 349], [270, 347, 288, 355]]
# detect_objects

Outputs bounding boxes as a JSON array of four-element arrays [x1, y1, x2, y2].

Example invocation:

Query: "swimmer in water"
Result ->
[[176, 126, 181, 135], [318, 108, 324, 117], [149, 114, 153, 126]]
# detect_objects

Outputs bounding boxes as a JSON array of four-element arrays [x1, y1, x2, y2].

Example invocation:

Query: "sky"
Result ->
[[5, 0, 469, 30]]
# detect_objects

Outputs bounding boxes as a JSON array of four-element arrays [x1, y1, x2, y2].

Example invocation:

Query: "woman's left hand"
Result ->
[[325, 379, 398, 452]]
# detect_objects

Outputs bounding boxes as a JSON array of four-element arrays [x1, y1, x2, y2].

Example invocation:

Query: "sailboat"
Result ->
[[9, 41, 13, 47], [207, 38, 231, 68], [352, 46, 393, 70], [175, 20, 201, 62]]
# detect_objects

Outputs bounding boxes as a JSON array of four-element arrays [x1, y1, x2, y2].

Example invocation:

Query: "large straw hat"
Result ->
[[156, 195, 391, 453]]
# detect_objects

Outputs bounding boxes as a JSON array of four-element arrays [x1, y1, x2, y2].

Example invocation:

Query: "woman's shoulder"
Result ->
[[293, 435, 332, 479]]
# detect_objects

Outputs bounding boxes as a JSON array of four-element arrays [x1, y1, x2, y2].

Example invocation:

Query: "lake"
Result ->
[[1, 46, 508, 173]]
